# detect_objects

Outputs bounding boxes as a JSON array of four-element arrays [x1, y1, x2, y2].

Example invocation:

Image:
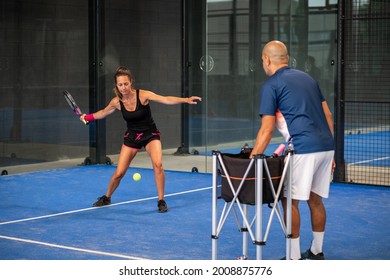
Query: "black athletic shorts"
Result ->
[[123, 129, 161, 149]]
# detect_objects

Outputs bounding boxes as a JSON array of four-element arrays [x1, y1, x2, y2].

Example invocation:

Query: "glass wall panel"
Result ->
[[0, 0, 339, 175], [0, 0, 89, 168], [187, 0, 337, 172], [103, 0, 183, 156], [189, 0, 259, 166]]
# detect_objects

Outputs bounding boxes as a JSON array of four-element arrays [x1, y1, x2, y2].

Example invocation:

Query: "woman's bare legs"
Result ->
[[145, 140, 165, 200], [105, 144, 138, 197]]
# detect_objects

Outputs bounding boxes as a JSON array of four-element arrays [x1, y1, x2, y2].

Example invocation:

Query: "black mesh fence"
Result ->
[[344, 101, 390, 186], [338, 0, 390, 186]]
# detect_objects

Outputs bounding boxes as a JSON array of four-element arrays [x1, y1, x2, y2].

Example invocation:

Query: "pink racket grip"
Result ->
[[273, 143, 286, 156]]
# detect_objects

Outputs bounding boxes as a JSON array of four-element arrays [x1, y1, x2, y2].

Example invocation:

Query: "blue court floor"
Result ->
[[0, 165, 389, 260]]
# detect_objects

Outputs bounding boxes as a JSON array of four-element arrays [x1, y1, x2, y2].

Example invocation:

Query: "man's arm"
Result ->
[[322, 100, 336, 172], [322, 101, 334, 136]]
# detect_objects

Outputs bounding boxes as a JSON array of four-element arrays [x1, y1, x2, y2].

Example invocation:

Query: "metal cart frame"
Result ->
[[211, 148, 294, 260]]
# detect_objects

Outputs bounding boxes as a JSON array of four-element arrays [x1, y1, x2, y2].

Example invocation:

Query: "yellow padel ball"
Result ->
[[133, 173, 141, 181]]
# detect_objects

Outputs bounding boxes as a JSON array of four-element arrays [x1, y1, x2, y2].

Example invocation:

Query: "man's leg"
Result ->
[[307, 192, 326, 254]]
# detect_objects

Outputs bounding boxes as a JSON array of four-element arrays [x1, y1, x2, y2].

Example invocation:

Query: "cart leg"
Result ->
[[240, 204, 248, 260], [212, 151, 219, 260], [255, 155, 264, 260], [286, 151, 293, 260]]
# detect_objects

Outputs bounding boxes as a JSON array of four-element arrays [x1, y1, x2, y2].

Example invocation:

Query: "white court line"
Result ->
[[0, 186, 212, 226], [0, 235, 149, 260], [348, 156, 390, 166]]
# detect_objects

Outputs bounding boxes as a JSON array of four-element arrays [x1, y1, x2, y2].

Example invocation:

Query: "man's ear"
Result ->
[[264, 55, 271, 66]]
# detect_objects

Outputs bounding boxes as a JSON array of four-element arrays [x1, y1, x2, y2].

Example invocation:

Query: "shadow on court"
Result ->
[[0, 165, 389, 260]]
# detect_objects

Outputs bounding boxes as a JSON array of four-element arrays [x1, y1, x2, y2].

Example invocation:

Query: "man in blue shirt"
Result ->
[[251, 40, 335, 260]]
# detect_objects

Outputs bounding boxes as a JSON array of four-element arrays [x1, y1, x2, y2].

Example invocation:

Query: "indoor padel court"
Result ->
[[1, 165, 389, 260]]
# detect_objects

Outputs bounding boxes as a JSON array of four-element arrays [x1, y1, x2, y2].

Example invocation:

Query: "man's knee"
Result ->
[[308, 192, 323, 208]]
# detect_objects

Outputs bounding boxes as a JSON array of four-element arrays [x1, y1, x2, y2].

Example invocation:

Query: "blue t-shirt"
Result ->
[[259, 66, 334, 154]]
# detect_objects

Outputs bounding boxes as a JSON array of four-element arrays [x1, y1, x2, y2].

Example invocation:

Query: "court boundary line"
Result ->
[[0, 186, 213, 226], [348, 156, 390, 166], [0, 235, 149, 260]]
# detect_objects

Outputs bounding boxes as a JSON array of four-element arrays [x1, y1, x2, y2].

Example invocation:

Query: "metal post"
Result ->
[[255, 154, 263, 260], [334, 0, 346, 182], [211, 151, 219, 260], [242, 204, 248, 259], [285, 148, 294, 260], [88, 0, 106, 164]]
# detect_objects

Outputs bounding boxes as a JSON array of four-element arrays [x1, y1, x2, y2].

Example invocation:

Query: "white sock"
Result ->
[[310, 231, 324, 255], [290, 237, 301, 260]]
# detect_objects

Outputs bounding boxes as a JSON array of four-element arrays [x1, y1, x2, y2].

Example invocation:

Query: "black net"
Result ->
[[344, 102, 390, 186], [340, 0, 390, 186], [220, 153, 285, 205]]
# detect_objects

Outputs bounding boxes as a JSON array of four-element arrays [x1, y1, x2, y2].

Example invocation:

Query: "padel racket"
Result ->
[[63, 90, 89, 125]]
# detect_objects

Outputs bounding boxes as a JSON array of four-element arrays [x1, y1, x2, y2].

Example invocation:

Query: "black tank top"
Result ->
[[119, 89, 157, 131]]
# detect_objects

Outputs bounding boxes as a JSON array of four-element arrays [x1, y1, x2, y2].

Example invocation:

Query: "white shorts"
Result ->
[[283, 150, 334, 200]]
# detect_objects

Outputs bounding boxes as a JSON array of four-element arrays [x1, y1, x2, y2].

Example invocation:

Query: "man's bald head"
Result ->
[[263, 40, 289, 64], [261, 40, 289, 76]]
